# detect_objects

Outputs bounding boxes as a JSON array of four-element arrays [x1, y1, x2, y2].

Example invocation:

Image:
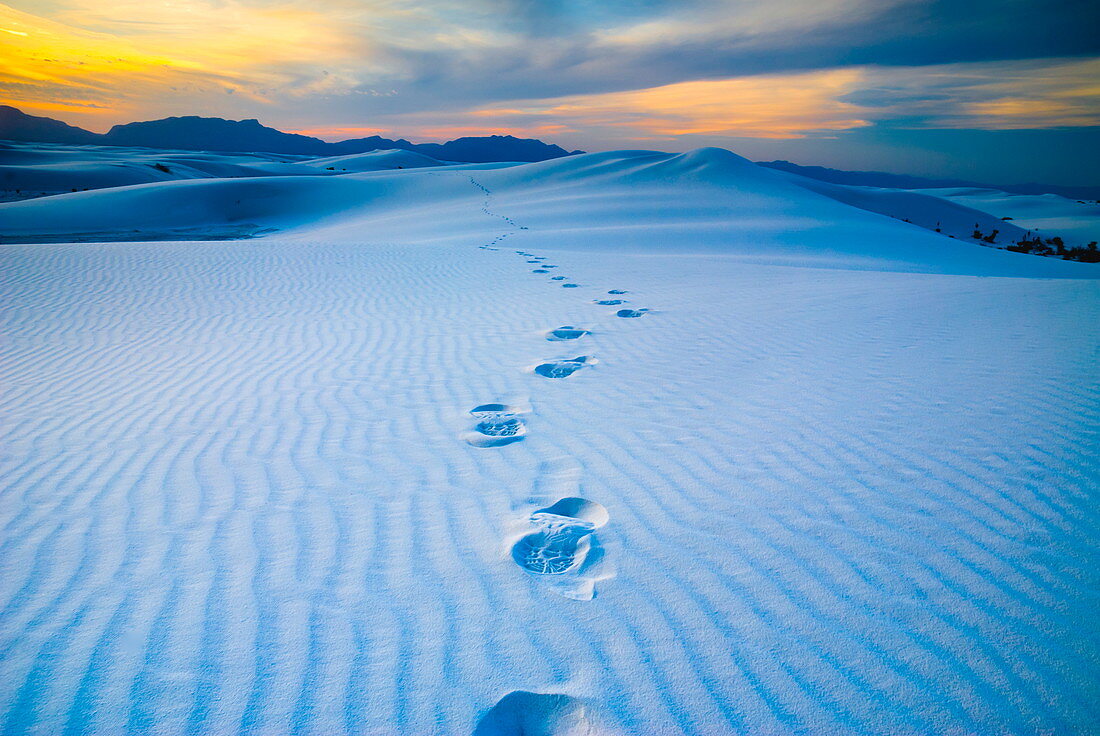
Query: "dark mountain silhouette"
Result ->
[[0, 105, 101, 145], [102, 116, 334, 155], [414, 135, 579, 163], [332, 135, 417, 155], [0, 106, 581, 162], [758, 160, 1099, 201]]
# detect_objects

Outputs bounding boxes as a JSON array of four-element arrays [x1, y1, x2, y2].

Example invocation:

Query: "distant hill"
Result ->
[[758, 160, 1100, 201], [0, 105, 101, 145], [332, 135, 417, 155], [102, 116, 335, 155], [0, 106, 582, 162], [414, 135, 579, 164]]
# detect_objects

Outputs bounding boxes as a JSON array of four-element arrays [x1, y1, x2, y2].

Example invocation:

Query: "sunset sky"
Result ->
[[1, 0, 1098, 183]]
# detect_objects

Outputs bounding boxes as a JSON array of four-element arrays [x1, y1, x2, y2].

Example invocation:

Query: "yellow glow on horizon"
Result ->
[[288, 125, 391, 140], [0, 1, 365, 129]]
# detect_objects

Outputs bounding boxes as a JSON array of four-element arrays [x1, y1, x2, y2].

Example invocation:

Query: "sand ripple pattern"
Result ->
[[1, 218, 1099, 732]]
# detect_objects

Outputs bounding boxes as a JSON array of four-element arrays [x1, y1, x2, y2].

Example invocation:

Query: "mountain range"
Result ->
[[0, 105, 582, 163]]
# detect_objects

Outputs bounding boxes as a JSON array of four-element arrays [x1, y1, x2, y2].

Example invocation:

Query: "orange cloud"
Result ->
[[288, 125, 392, 140], [406, 124, 573, 139], [459, 69, 872, 140], [945, 58, 1100, 129]]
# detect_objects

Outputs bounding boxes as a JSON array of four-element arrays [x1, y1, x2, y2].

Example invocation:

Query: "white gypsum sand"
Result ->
[[1, 147, 1098, 735]]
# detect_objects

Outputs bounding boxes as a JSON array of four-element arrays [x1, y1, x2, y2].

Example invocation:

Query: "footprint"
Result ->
[[546, 326, 589, 341], [534, 356, 592, 379], [607, 290, 627, 295], [593, 299, 625, 306], [511, 498, 611, 600], [533, 269, 549, 273], [473, 691, 598, 736], [561, 283, 579, 288], [465, 404, 527, 448], [527, 260, 541, 263], [550, 276, 566, 281], [615, 309, 648, 318]]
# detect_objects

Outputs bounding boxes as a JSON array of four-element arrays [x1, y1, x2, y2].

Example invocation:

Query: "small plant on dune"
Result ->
[[1009, 234, 1099, 262]]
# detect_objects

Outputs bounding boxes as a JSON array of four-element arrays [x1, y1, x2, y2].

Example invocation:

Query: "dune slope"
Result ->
[[1, 148, 1098, 735]]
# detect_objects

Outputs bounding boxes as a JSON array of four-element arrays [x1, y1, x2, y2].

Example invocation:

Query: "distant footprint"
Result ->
[[534, 356, 592, 378], [615, 309, 648, 318], [561, 283, 579, 288], [593, 299, 625, 306], [607, 289, 627, 295], [546, 326, 589, 341], [532, 269, 549, 273], [550, 276, 566, 281], [511, 498, 611, 600], [465, 404, 527, 448], [473, 691, 599, 736]]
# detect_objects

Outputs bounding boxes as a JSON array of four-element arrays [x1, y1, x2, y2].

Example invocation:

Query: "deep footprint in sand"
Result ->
[[465, 404, 527, 448], [546, 326, 589, 341], [477, 690, 607, 734], [594, 299, 626, 306], [561, 283, 579, 288], [533, 269, 549, 273], [473, 691, 599, 736], [511, 498, 611, 600], [607, 289, 627, 295], [616, 308, 648, 318], [534, 356, 592, 378], [550, 276, 566, 281]]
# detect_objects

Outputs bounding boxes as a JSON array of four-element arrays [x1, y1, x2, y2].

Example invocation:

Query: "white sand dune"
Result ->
[[0, 142, 453, 202], [301, 149, 451, 173], [774, 172, 1032, 245], [0, 141, 316, 200], [1, 147, 1098, 734], [913, 187, 1100, 247], [768, 171, 1100, 251]]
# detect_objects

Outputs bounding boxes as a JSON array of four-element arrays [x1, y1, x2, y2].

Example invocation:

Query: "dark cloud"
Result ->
[[328, 0, 1098, 117]]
